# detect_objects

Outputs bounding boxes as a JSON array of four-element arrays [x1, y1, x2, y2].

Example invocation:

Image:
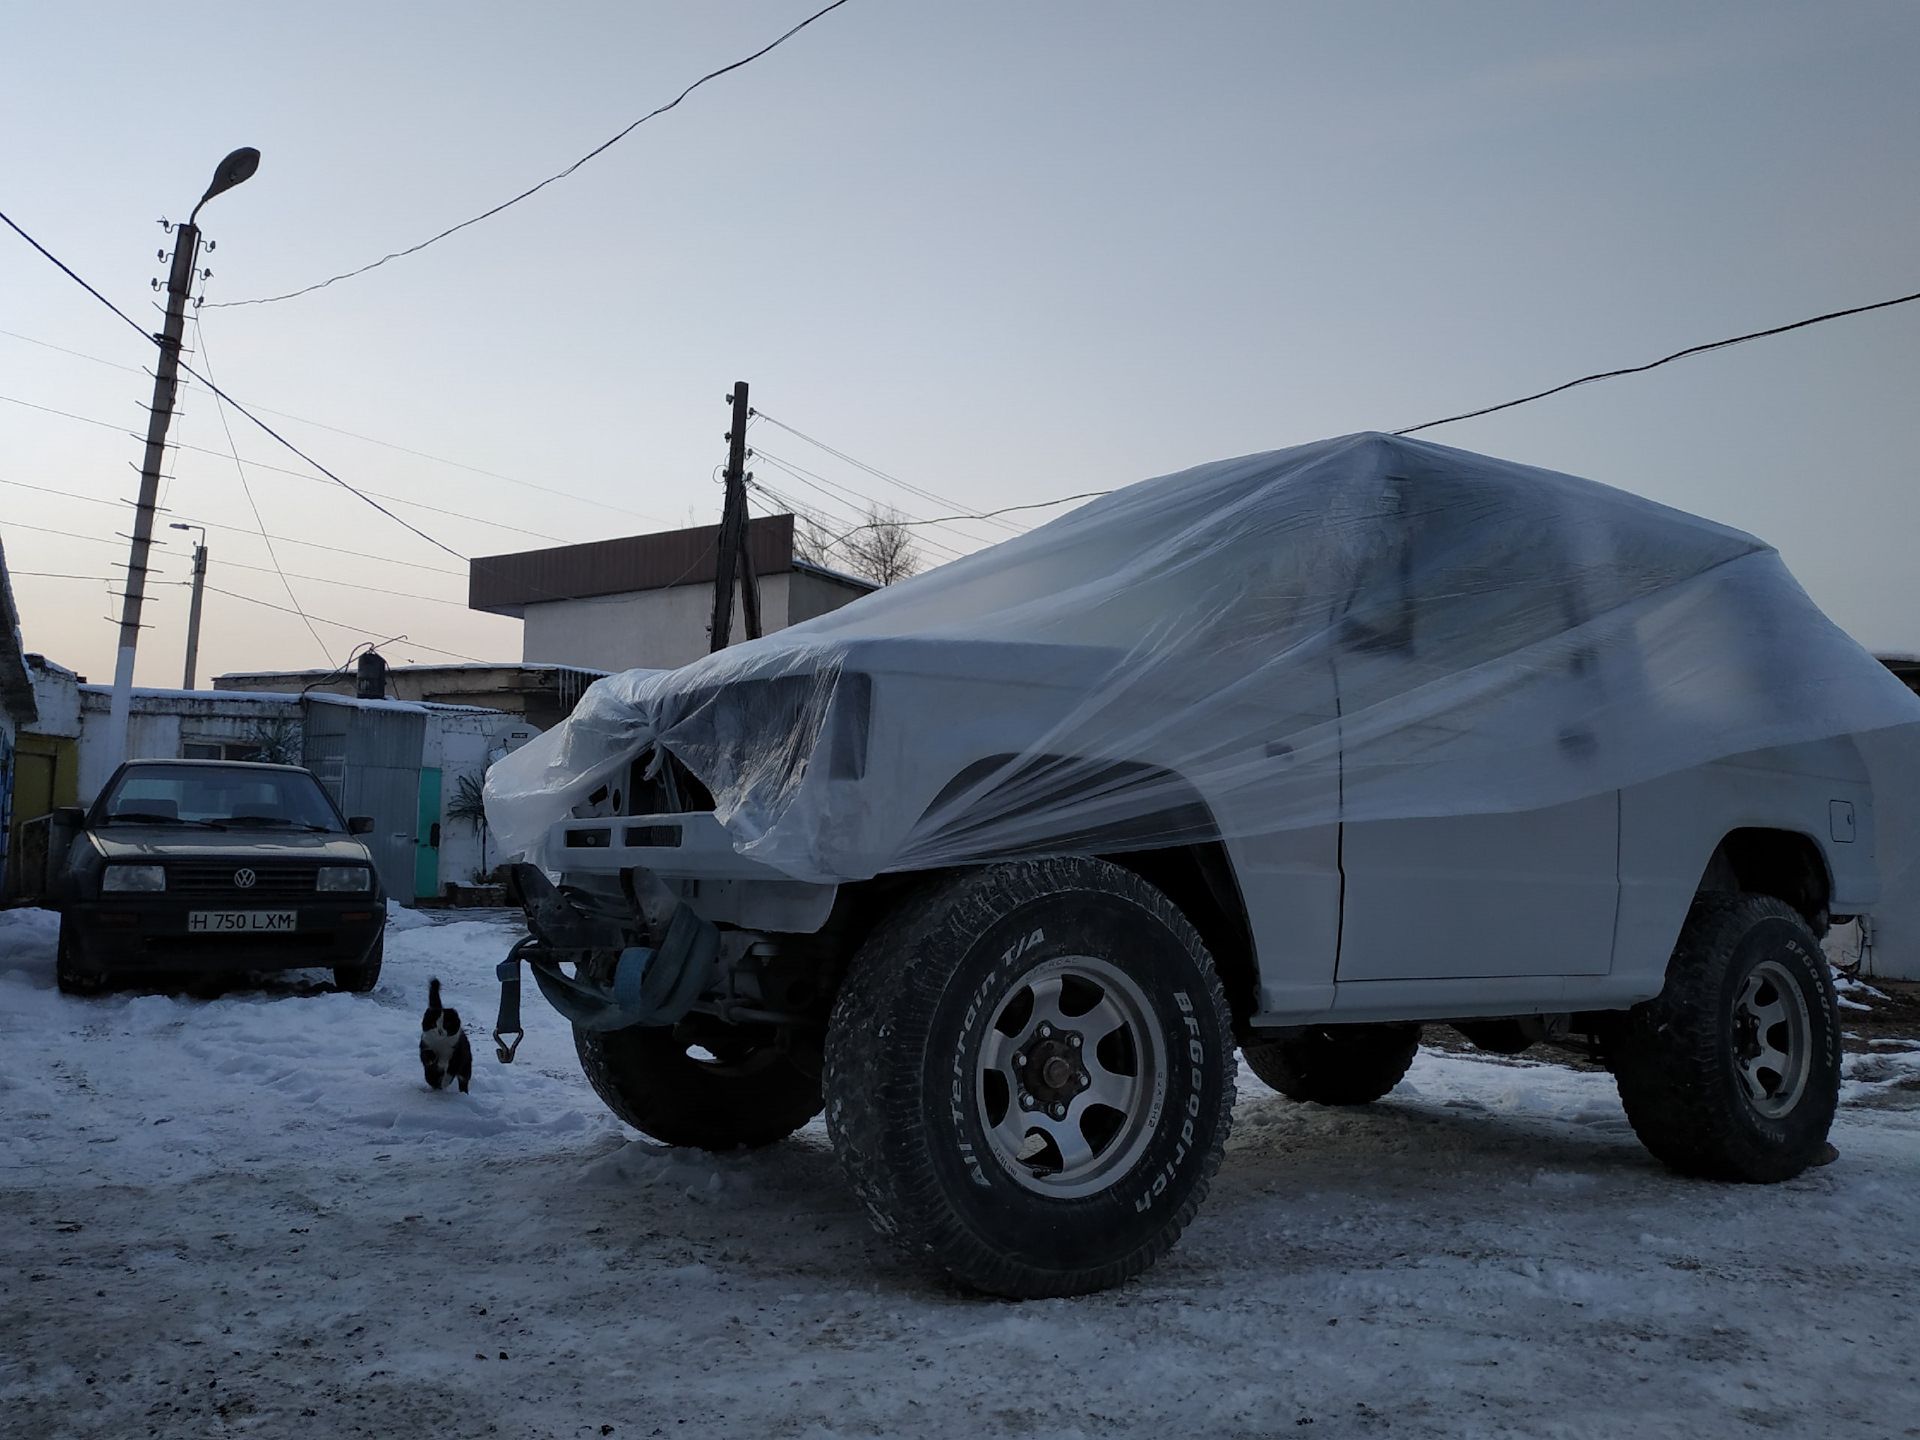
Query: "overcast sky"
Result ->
[[3, 0, 1916, 684]]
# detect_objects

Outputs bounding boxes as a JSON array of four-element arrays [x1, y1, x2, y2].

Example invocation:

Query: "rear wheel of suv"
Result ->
[[572, 951, 824, 1150], [1608, 893, 1840, 1182], [55, 918, 109, 996], [1242, 1024, 1421, 1106], [824, 857, 1236, 1299], [333, 932, 384, 994]]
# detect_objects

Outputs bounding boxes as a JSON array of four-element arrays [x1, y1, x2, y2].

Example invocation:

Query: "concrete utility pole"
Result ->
[[708, 381, 763, 652], [168, 522, 207, 689], [103, 147, 259, 761]]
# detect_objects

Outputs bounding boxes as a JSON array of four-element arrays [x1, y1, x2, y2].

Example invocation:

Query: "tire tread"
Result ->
[[1609, 892, 1839, 1182], [824, 858, 1235, 1298]]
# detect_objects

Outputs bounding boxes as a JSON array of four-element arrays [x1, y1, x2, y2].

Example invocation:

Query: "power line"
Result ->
[[750, 451, 966, 561], [0, 477, 466, 577], [749, 446, 970, 558], [0, 390, 571, 545], [2, 518, 168, 553], [193, 318, 333, 665], [212, 557, 468, 608], [0, 207, 470, 561], [0, 326, 143, 374], [195, 584, 487, 662], [1, 515, 468, 608], [747, 471, 956, 566], [7, 519, 490, 657], [750, 410, 1025, 536], [833, 490, 1113, 541], [0, 325, 670, 526], [206, 0, 855, 308], [1395, 288, 1920, 435]]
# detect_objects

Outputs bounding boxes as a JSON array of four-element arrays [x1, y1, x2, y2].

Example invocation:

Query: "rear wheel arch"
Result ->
[[1697, 828, 1832, 931]]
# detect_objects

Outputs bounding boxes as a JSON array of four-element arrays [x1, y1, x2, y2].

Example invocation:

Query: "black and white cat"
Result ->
[[420, 977, 473, 1094]]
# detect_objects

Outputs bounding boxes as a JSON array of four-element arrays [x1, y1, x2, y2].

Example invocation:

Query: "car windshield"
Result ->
[[97, 765, 344, 830]]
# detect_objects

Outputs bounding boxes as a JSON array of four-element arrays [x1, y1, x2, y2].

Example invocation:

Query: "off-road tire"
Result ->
[[55, 918, 108, 996], [1608, 893, 1840, 1182], [573, 951, 823, 1150], [1242, 1024, 1421, 1106], [823, 857, 1236, 1299], [333, 932, 384, 994]]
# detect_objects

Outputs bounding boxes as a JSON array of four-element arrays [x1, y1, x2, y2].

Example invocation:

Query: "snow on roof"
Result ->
[[76, 685, 502, 717]]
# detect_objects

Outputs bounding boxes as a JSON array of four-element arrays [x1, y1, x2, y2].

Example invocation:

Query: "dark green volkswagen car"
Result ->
[[51, 759, 388, 995]]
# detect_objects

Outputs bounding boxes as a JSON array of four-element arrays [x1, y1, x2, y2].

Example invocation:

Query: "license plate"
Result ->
[[188, 910, 298, 933]]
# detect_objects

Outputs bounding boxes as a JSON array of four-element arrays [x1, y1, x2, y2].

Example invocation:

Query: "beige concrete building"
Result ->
[[467, 513, 876, 673]]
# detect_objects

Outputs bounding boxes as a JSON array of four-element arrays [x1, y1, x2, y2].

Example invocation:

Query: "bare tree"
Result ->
[[789, 512, 838, 570], [841, 503, 921, 586]]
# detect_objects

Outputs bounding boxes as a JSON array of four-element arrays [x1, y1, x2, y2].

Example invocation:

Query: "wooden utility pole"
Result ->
[[708, 381, 762, 652], [104, 221, 202, 747], [103, 147, 258, 757]]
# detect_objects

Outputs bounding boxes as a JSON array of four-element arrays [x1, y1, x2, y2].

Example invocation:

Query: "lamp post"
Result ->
[[103, 147, 259, 760], [168, 522, 208, 689]]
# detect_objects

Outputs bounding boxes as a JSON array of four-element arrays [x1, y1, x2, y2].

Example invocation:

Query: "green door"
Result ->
[[414, 766, 443, 899]]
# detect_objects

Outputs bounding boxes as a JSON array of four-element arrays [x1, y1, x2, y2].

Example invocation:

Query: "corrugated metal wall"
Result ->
[[302, 699, 424, 900]]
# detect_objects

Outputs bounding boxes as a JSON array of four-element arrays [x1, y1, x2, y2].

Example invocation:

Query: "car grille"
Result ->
[[167, 862, 323, 895]]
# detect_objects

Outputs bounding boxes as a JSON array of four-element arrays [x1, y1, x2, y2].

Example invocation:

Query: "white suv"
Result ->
[[491, 432, 1917, 1298]]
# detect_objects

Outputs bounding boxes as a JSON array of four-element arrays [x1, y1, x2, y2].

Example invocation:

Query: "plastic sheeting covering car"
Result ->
[[486, 432, 1920, 885]]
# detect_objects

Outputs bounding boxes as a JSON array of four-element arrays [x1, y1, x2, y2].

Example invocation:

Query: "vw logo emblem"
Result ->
[[233, 868, 257, 889]]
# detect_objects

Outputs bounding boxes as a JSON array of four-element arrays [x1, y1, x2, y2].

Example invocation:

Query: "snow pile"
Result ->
[[0, 906, 615, 1184], [1843, 1040, 1920, 1104], [3, 910, 1918, 1438], [1832, 971, 1890, 1013]]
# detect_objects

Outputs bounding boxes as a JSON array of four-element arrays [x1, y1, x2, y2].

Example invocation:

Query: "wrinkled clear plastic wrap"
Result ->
[[487, 432, 1920, 884]]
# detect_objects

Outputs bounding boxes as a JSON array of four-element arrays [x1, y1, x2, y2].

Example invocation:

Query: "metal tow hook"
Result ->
[[493, 938, 534, 1063]]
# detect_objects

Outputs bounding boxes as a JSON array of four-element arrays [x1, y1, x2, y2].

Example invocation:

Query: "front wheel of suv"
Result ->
[[1608, 893, 1840, 1182], [824, 857, 1236, 1299]]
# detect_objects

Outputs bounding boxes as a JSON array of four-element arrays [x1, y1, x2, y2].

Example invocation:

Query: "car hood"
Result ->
[[88, 827, 376, 864]]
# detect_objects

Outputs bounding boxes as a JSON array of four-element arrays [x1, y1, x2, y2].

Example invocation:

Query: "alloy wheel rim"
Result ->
[[975, 954, 1167, 1198], [1731, 958, 1813, 1120]]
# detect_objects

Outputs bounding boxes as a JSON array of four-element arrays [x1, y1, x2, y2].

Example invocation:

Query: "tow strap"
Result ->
[[492, 904, 719, 1063]]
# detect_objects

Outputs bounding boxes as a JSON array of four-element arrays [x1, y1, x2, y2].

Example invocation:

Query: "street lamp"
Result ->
[[168, 522, 208, 689], [103, 148, 259, 758], [192, 148, 260, 222]]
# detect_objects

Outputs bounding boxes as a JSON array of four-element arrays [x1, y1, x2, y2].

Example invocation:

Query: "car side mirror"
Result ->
[[348, 816, 375, 835]]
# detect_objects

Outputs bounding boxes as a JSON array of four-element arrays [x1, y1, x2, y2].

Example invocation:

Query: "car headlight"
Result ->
[[317, 866, 373, 893], [102, 864, 166, 893]]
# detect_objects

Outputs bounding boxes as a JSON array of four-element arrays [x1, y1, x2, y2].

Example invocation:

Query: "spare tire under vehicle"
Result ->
[[824, 856, 1236, 1299], [1241, 1023, 1421, 1106], [571, 949, 825, 1151]]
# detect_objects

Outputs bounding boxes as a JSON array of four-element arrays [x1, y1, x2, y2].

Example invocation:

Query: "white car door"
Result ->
[[1327, 472, 1621, 982]]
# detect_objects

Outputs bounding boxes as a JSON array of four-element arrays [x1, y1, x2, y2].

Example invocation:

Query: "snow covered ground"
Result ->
[[3, 905, 1917, 1440]]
